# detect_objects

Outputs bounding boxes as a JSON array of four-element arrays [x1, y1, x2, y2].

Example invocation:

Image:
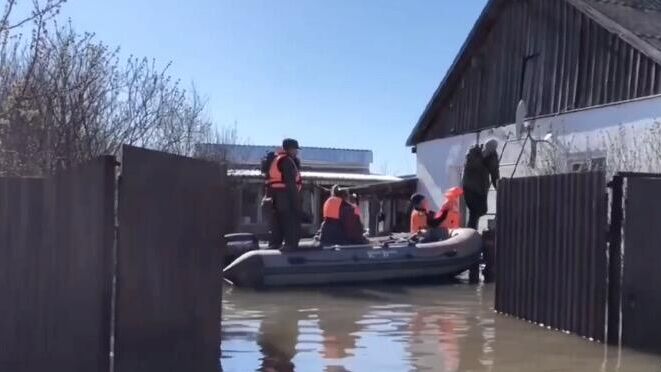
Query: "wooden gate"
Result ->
[[114, 146, 229, 372]]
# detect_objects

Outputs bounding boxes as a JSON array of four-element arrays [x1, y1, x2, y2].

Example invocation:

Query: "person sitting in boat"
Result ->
[[438, 187, 464, 230], [409, 193, 447, 235], [420, 212, 451, 243], [319, 186, 368, 246], [349, 193, 361, 219]]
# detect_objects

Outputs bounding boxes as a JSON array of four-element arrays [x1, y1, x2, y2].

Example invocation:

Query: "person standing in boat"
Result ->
[[266, 138, 303, 251], [320, 186, 367, 246], [409, 193, 447, 235]]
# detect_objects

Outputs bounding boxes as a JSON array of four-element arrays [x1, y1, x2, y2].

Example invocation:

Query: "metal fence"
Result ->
[[0, 156, 116, 372], [608, 173, 661, 353], [495, 172, 608, 342]]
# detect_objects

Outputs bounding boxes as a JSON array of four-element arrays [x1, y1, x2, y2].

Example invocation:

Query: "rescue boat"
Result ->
[[222, 228, 482, 288]]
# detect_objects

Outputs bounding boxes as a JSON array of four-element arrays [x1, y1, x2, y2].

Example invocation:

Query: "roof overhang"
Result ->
[[227, 169, 401, 183], [405, 0, 661, 147]]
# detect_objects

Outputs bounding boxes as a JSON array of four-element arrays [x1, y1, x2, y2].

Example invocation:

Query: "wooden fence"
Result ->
[[0, 156, 116, 372], [115, 146, 228, 371], [495, 172, 608, 342], [0, 147, 229, 372]]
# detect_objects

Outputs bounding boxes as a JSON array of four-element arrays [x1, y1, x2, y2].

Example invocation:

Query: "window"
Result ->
[[567, 156, 606, 173], [570, 161, 587, 172]]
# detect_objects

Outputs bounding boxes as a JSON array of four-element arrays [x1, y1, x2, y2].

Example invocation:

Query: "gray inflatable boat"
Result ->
[[223, 228, 482, 288]]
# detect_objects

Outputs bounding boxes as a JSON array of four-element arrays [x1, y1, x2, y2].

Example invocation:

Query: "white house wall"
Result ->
[[416, 133, 476, 211], [416, 94, 661, 228]]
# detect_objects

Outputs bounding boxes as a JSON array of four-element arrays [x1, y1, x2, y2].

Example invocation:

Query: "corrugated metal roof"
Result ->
[[227, 169, 400, 182], [196, 143, 373, 167]]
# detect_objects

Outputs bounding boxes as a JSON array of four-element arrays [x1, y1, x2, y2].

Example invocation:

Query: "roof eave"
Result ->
[[407, 0, 661, 147], [566, 0, 661, 66], [405, 0, 502, 147]]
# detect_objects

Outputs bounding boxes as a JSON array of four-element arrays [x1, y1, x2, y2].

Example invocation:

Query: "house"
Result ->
[[196, 143, 400, 237], [407, 0, 661, 230], [349, 176, 418, 236]]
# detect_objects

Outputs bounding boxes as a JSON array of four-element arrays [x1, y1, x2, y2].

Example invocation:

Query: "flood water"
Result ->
[[221, 280, 660, 372]]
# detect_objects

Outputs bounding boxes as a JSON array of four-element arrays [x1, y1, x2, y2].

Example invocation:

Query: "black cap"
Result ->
[[410, 193, 425, 205], [331, 184, 348, 198], [282, 138, 300, 150]]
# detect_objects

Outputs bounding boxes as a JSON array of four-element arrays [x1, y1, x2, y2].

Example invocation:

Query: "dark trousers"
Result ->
[[464, 188, 487, 283], [268, 195, 301, 251], [464, 188, 488, 229]]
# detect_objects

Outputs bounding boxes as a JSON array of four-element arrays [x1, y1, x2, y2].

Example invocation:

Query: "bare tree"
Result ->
[[533, 122, 661, 178], [0, 0, 66, 33], [0, 7, 218, 176], [195, 122, 251, 164]]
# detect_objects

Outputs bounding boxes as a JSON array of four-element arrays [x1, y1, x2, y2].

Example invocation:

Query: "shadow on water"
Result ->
[[221, 281, 661, 372]]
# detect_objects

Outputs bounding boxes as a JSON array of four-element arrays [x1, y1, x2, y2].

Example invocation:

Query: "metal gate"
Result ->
[[617, 176, 661, 353], [496, 172, 608, 341]]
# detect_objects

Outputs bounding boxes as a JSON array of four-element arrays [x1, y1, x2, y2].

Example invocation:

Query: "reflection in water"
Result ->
[[221, 284, 660, 372], [256, 308, 300, 372]]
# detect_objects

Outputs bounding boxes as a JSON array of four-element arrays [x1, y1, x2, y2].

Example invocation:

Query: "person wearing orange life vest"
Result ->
[[409, 193, 447, 234], [267, 138, 303, 251], [319, 186, 367, 246], [437, 187, 464, 230]]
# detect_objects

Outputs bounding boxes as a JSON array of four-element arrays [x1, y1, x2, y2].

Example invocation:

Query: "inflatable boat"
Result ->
[[223, 228, 482, 288]]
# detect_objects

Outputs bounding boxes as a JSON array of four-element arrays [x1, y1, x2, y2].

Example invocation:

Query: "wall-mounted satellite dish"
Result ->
[[515, 99, 527, 140]]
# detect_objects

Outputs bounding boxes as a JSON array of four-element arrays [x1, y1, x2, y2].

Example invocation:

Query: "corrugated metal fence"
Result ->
[[496, 172, 608, 341], [609, 173, 661, 353]]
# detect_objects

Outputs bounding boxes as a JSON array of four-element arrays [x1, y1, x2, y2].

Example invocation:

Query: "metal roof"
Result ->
[[196, 143, 373, 168], [228, 169, 400, 183]]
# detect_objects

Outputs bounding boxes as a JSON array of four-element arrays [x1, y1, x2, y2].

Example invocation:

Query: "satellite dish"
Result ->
[[515, 99, 527, 140]]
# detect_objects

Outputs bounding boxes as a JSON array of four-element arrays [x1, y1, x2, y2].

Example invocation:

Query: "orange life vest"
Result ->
[[440, 200, 462, 229], [323, 196, 343, 220], [267, 152, 302, 191], [410, 209, 428, 233]]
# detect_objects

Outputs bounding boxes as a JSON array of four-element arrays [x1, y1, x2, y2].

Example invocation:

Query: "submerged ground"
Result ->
[[221, 280, 660, 372]]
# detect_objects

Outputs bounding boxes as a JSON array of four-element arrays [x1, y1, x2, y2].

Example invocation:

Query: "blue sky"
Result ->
[[57, 0, 487, 175]]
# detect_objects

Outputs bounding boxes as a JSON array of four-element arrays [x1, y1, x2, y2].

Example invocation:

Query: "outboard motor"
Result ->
[[224, 233, 259, 266]]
